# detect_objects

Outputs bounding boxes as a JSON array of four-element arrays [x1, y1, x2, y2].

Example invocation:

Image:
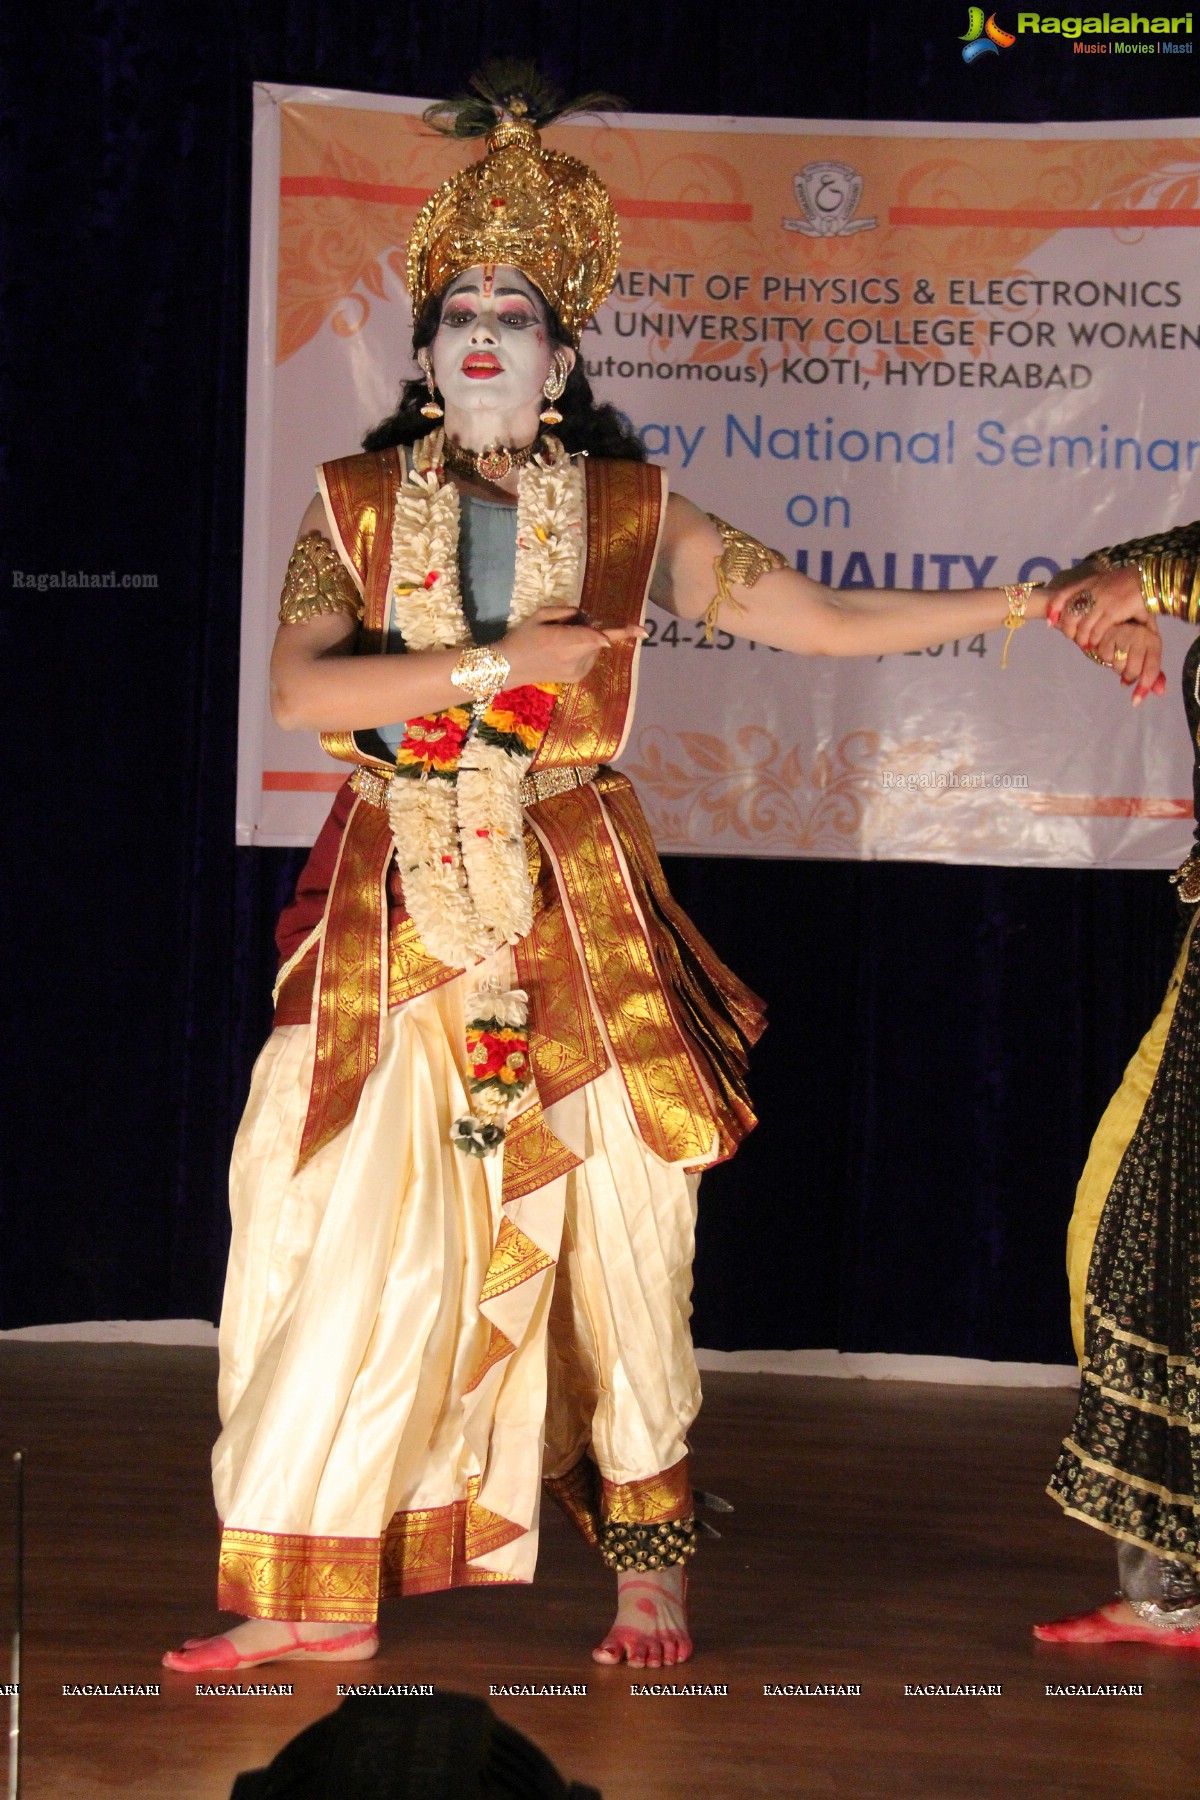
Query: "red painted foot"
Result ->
[[1033, 1601, 1200, 1648]]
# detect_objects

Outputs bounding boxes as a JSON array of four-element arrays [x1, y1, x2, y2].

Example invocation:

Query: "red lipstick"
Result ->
[[462, 353, 502, 379]]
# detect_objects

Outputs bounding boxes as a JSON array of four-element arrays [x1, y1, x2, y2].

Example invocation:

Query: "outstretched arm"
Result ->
[[652, 492, 1044, 658]]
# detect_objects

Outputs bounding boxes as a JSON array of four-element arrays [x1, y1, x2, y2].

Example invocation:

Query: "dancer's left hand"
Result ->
[[1076, 620, 1166, 706]]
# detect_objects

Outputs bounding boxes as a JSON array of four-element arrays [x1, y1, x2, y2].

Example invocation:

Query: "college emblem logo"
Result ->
[[783, 162, 877, 238], [960, 7, 1016, 61]]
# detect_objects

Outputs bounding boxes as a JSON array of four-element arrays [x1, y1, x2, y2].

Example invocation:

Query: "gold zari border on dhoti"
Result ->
[[275, 907, 457, 1029], [603, 1455, 693, 1524], [599, 771, 764, 1159], [543, 1459, 603, 1547], [478, 1213, 558, 1305], [218, 1476, 527, 1619], [217, 1527, 384, 1624], [500, 1098, 583, 1209], [545, 1454, 693, 1548], [386, 915, 457, 1011], [381, 1478, 526, 1598], [463, 1321, 517, 1395]]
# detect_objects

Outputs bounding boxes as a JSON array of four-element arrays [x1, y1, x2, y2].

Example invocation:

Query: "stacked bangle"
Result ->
[[1139, 553, 1200, 625], [450, 644, 511, 710]]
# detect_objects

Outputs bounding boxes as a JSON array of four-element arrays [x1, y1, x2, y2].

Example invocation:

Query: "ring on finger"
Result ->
[[1112, 645, 1129, 665], [1067, 592, 1096, 617]]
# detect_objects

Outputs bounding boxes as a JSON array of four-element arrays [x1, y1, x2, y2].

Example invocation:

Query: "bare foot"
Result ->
[[1033, 1598, 1200, 1647], [163, 1616, 378, 1672], [592, 1566, 692, 1668]]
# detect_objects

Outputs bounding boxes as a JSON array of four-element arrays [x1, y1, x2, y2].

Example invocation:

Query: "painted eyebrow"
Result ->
[[445, 283, 539, 301]]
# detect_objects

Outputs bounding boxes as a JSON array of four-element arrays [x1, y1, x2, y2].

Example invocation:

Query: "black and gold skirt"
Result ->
[[1048, 912, 1200, 1568]]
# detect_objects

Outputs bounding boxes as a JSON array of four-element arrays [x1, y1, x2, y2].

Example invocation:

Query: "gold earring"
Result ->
[[418, 351, 443, 420], [539, 351, 569, 426]]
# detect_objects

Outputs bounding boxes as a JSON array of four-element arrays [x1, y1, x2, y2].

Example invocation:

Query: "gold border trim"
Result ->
[[1060, 1437, 1199, 1512], [1086, 1306, 1200, 1375], [217, 1527, 381, 1623], [499, 1099, 582, 1209], [533, 784, 718, 1164], [531, 460, 663, 772], [544, 1457, 602, 1547], [1082, 1368, 1200, 1432], [478, 1214, 557, 1305], [381, 1476, 526, 1597], [602, 1455, 693, 1524], [297, 796, 393, 1170], [1046, 1495, 1200, 1574], [463, 1321, 516, 1395]]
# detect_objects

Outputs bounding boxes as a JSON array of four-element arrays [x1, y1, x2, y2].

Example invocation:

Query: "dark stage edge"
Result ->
[[2, 1346, 1197, 1800]]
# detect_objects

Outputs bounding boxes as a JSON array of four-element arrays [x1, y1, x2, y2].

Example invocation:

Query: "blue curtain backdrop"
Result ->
[[2, 3, 1193, 1358]]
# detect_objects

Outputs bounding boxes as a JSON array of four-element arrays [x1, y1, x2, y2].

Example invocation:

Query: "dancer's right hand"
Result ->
[[504, 606, 646, 686]]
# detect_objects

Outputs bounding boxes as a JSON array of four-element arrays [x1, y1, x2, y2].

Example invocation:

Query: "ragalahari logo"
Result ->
[[960, 7, 1016, 59]]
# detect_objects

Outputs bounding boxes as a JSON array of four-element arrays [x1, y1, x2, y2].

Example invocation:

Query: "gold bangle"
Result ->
[[1142, 552, 1200, 623], [1173, 554, 1200, 625], [1000, 582, 1037, 669], [1139, 555, 1163, 616], [450, 644, 511, 710]]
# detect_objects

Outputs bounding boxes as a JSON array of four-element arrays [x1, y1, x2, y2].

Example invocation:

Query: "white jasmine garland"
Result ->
[[389, 434, 467, 651], [510, 459, 586, 627], [384, 432, 586, 977], [467, 983, 529, 1028], [386, 778, 488, 969]]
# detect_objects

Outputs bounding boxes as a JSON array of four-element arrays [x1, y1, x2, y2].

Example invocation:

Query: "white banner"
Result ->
[[238, 86, 1200, 865]]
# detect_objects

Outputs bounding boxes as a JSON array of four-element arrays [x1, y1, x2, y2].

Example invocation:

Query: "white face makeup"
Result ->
[[429, 265, 563, 438]]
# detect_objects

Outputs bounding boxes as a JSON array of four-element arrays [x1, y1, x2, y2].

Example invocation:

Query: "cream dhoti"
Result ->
[[214, 948, 703, 1620]]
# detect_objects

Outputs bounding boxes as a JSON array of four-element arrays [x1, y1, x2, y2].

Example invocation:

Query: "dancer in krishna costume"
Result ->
[[162, 67, 1109, 1676], [1036, 519, 1200, 1648]]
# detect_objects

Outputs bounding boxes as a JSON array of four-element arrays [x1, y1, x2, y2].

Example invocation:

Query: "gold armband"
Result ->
[[702, 515, 787, 643], [278, 532, 363, 626], [1139, 552, 1200, 626]]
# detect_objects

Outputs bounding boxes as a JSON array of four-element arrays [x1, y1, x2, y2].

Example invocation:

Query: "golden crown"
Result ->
[[406, 109, 620, 345]]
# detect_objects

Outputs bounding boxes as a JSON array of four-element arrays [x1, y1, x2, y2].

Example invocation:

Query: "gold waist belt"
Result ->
[[519, 765, 599, 805], [350, 763, 599, 811]]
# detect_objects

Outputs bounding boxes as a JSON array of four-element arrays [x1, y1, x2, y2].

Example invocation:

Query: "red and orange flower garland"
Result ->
[[454, 983, 533, 1157]]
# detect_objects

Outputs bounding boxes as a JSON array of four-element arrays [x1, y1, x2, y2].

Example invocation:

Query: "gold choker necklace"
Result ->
[[442, 437, 542, 483]]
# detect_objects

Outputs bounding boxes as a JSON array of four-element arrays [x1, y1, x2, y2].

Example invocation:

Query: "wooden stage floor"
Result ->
[[2, 1345, 1196, 1800]]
